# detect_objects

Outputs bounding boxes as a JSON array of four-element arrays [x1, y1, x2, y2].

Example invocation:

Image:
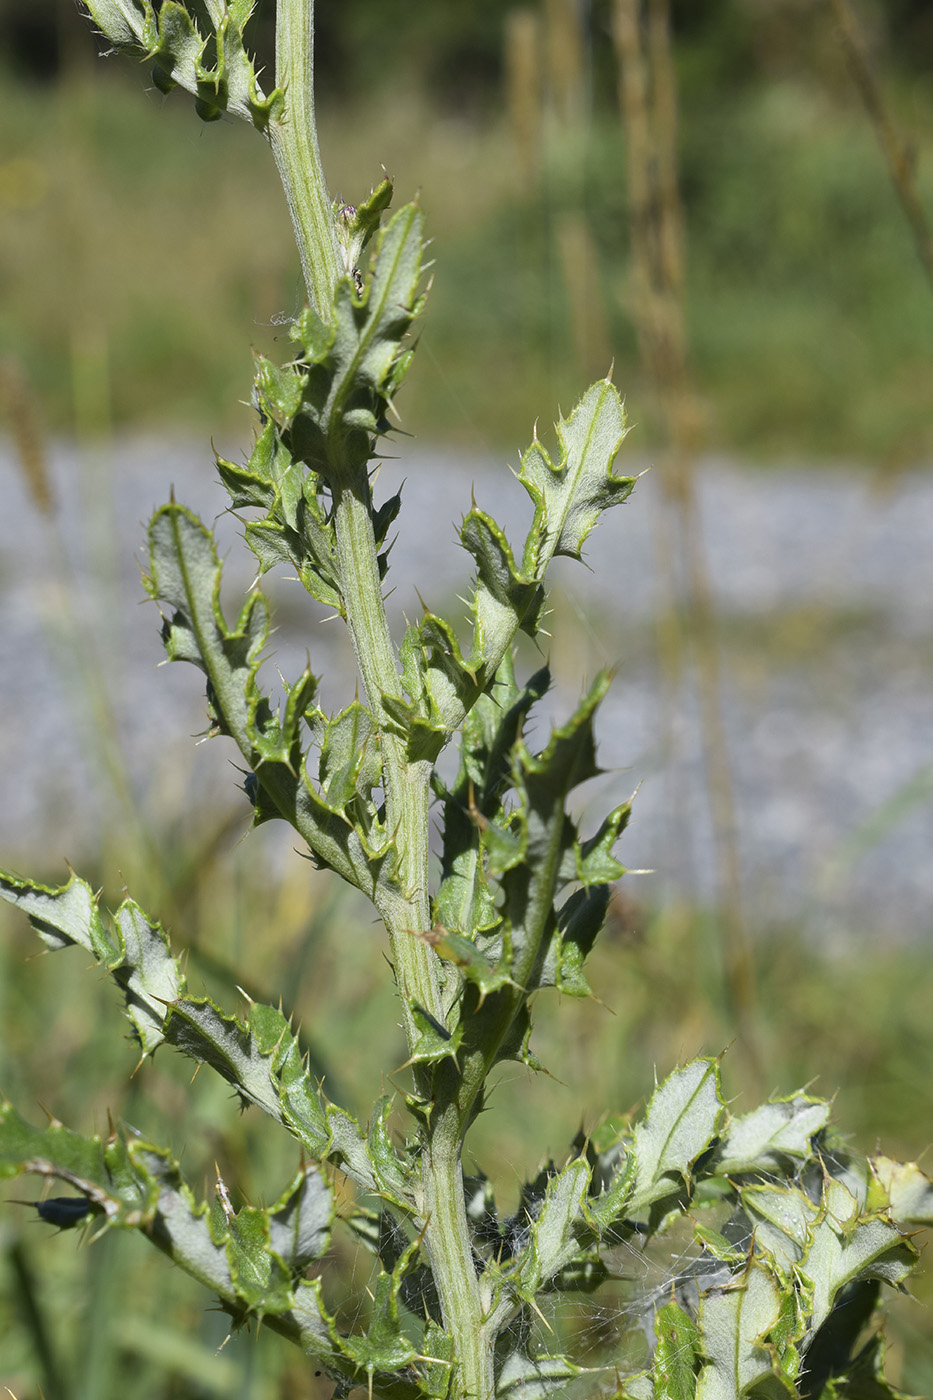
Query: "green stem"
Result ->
[[267, 12, 491, 1391], [332, 479, 492, 1400], [421, 1108, 493, 1400], [330, 484, 440, 1022], [270, 0, 341, 314]]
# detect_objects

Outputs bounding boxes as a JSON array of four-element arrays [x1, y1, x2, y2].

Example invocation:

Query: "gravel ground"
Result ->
[[1, 432, 931, 945]]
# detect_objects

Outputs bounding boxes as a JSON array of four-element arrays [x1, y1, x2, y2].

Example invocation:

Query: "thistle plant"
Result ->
[[2, 5, 931, 1399]]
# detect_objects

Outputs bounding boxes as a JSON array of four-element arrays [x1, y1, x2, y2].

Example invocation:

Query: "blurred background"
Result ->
[[1, 1, 932, 1396]]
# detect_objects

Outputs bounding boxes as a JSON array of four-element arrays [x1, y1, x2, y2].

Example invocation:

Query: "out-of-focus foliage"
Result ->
[[1, 0, 932, 458]]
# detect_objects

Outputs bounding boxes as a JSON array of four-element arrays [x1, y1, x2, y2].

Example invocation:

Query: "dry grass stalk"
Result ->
[[828, 0, 933, 290], [505, 9, 543, 193], [544, 0, 586, 126], [555, 211, 615, 379], [613, 0, 761, 1085], [0, 355, 53, 516]]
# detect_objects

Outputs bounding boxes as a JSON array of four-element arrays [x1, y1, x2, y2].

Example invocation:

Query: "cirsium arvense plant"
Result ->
[[2, 4, 932, 1398]]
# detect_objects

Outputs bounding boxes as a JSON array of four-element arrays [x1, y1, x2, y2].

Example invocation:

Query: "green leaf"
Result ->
[[147, 502, 269, 754], [489, 671, 616, 995], [0, 1101, 156, 1226], [287, 201, 426, 485], [0, 1101, 424, 1389], [266, 1163, 333, 1272], [818, 1329, 913, 1400], [739, 1182, 819, 1272], [617, 1375, 655, 1400], [589, 1060, 723, 1231], [334, 178, 395, 277], [459, 507, 544, 654], [418, 1321, 455, 1400], [165, 998, 326, 1146], [366, 1097, 415, 1213], [711, 1095, 831, 1178], [406, 1004, 464, 1067], [146, 502, 399, 901], [803, 1177, 917, 1336], [315, 701, 383, 814], [162, 997, 411, 1206], [694, 1261, 795, 1400], [81, 0, 282, 129], [544, 885, 611, 997], [495, 1350, 582, 1400], [394, 381, 633, 748], [867, 1156, 933, 1226], [433, 657, 550, 940], [0, 879, 396, 1204], [451, 674, 625, 1094], [0, 868, 184, 1056], [419, 928, 515, 1006], [338, 1234, 423, 1378], [629, 1060, 723, 1215], [654, 1300, 701, 1400], [511, 1158, 591, 1301], [519, 378, 634, 567], [223, 414, 346, 613]]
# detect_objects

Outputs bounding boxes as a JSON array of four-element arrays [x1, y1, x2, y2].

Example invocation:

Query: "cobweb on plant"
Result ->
[[324, 1128, 899, 1400]]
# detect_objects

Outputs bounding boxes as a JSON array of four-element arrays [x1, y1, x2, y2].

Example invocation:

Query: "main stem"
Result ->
[[331, 482, 491, 1397], [270, 6, 490, 1394], [270, 0, 341, 316]]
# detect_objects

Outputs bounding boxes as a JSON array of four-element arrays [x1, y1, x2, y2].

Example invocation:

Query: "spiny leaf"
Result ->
[[519, 378, 634, 568], [266, 1163, 334, 1273], [867, 1156, 933, 1227], [694, 1260, 795, 1400], [406, 1004, 464, 1067], [0, 868, 183, 1056], [433, 657, 550, 939], [393, 381, 633, 750], [629, 1060, 723, 1217], [81, 0, 282, 129], [803, 1177, 917, 1337], [488, 672, 621, 997], [653, 1300, 702, 1400], [0, 1101, 156, 1225], [218, 202, 422, 625], [439, 676, 627, 1111], [418, 928, 515, 1006], [589, 1059, 723, 1231], [418, 1321, 455, 1400], [739, 1182, 819, 1272], [164, 997, 326, 1149], [810, 1328, 913, 1400], [495, 1350, 582, 1400], [314, 701, 383, 815], [146, 502, 400, 901], [287, 202, 426, 486], [366, 1097, 415, 1213], [510, 1157, 591, 1302], [222, 414, 346, 613], [539, 884, 613, 998], [710, 1095, 831, 1178], [147, 502, 270, 754], [338, 1234, 424, 1378], [163, 998, 412, 1206], [334, 178, 395, 279], [0, 1102, 424, 1389]]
